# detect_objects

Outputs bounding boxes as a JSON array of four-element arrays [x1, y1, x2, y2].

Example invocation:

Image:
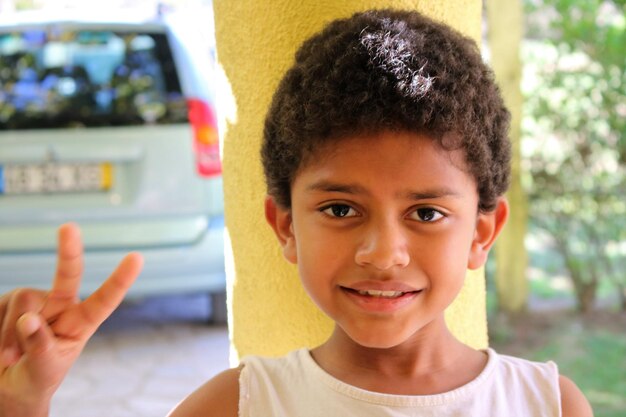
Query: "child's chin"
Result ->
[[347, 330, 414, 350]]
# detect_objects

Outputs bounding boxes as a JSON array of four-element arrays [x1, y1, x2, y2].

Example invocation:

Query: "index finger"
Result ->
[[50, 223, 84, 301], [52, 252, 143, 339]]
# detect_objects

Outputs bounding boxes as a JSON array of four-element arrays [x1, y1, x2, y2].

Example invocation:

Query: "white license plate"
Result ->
[[0, 163, 112, 194]]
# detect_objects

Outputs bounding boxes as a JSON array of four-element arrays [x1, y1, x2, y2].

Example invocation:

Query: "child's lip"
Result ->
[[340, 286, 422, 312], [340, 281, 421, 293]]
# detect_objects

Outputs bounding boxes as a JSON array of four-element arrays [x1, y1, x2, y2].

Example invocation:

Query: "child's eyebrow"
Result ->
[[305, 181, 462, 200], [404, 188, 463, 200], [305, 181, 367, 195]]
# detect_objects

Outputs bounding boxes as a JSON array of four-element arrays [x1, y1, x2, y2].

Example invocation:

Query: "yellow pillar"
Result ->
[[214, 0, 486, 361], [487, 0, 529, 314]]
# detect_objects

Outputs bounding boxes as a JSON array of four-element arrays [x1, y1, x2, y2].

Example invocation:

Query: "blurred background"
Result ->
[[0, 0, 209, 11], [482, 3, 625, 417], [0, 0, 624, 416]]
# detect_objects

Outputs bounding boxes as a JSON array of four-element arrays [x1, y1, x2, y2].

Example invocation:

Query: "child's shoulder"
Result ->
[[558, 374, 594, 417], [493, 350, 592, 417], [167, 367, 241, 417], [166, 350, 304, 417]]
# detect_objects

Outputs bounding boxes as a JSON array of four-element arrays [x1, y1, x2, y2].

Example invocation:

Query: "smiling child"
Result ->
[[0, 8, 592, 417]]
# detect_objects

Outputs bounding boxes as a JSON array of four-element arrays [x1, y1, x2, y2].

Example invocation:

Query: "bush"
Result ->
[[522, 0, 625, 311]]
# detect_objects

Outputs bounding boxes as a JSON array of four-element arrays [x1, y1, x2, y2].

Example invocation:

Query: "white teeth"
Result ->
[[357, 289, 404, 298]]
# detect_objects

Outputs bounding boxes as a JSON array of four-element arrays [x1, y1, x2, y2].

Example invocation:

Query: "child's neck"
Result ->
[[310, 317, 488, 395]]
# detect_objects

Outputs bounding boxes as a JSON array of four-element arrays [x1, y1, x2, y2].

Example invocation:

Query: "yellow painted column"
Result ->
[[487, 0, 529, 314], [214, 0, 486, 361]]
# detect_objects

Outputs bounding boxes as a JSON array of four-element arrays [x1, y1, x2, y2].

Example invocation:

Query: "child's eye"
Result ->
[[411, 208, 444, 222], [320, 204, 358, 218]]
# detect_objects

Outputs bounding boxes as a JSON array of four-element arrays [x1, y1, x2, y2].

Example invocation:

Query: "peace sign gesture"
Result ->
[[0, 223, 143, 417]]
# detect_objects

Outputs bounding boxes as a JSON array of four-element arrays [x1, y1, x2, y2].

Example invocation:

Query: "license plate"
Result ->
[[0, 162, 113, 194]]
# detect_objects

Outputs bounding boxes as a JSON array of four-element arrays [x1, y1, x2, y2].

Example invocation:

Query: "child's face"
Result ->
[[266, 130, 507, 349]]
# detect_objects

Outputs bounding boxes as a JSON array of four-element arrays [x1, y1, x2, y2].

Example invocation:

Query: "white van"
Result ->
[[0, 8, 226, 320]]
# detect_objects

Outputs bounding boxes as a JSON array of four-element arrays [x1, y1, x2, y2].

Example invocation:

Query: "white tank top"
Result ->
[[239, 348, 561, 417]]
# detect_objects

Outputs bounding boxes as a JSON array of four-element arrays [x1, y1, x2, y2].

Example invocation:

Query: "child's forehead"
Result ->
[[303, 129, 464, 161], [296, 130, 472, 178]]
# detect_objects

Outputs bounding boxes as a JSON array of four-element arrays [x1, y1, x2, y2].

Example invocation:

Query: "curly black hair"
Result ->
[[262, 8, 511, 212]]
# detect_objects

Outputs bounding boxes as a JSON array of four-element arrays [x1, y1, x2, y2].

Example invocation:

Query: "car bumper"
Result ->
[[0, 217, 225, 298]]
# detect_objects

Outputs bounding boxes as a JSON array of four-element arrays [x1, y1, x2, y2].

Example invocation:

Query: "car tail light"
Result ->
[[187, 98, 222, 177]]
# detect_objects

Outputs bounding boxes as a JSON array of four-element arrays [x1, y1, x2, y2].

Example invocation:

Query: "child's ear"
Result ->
[[264, 195, 297, 264], [467, 197, 509, 270]]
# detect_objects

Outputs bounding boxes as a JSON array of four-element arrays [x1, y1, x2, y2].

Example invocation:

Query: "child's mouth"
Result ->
[[340, 286, 421, 313], [342, 286, 421, 296], [354, 289, 408, 299]]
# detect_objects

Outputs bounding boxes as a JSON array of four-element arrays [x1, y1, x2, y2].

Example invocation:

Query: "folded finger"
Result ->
[[16, 312, 57, 381], [53, 252, 143, 338], [17, 312, 53, 351], [0, 289, 46, 363]]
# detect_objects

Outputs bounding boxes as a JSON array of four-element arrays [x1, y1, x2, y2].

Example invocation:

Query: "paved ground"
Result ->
[[50, 294, 231, 417]]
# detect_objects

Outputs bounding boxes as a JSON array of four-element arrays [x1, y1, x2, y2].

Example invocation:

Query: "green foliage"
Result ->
[[522, 0, 626, 311], [532, 329, 626, 417], [490, 311, 626, 417]]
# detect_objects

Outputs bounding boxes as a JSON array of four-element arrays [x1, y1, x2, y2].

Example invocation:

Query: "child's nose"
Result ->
[[354, 220, 410, 270]]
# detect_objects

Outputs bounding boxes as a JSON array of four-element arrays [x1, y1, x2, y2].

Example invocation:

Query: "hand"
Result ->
[[0, 223, 143, 417]]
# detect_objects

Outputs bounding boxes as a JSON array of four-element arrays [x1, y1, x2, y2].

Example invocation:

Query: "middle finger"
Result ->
[[49, 223, 84, 303]]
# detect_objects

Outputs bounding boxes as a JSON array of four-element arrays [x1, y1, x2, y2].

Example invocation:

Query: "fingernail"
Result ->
[[17, 313, 41, 337]]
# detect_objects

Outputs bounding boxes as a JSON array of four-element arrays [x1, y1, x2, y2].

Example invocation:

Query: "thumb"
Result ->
[[16, 312, 55, 364], [13, 313, 64, 405]]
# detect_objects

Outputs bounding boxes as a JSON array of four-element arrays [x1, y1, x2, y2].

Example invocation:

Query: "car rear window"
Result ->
[[0, 27, 187, 130]]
